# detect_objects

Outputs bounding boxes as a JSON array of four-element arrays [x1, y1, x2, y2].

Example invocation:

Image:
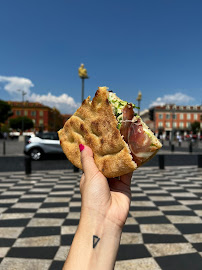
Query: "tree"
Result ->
[[0, 100, 13, 124], [191, 121, 200, 134], [10, 117, 34, 131]]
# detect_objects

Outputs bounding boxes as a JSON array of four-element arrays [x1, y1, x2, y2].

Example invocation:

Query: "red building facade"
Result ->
[[7, 101, 64, 132], [154, 104, 201, 138]]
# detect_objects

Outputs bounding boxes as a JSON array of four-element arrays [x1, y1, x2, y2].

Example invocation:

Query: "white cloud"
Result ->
[[149, 92, 195, 108], [29, 92, 80, 114], [0, 75, 80, 114], [0, 76, 34, 96]]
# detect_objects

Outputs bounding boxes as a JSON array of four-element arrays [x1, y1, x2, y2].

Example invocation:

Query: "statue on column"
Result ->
[[78, 63, 88, 78]]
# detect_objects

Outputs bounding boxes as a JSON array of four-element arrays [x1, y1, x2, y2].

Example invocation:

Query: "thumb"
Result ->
[[79, 144, 100, 180]]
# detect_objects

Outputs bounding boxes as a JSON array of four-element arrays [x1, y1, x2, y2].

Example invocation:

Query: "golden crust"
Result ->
[[58, 87, 137, 178]]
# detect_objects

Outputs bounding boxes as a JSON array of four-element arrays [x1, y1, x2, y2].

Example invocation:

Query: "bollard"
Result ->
[[73, 165, 79, 172], [3, 140, 6, 155], [25, 155, 32, 175], [159, 155, 165, 169], [189, 142, 192, 153], [198, 155, 202, 168], [171, 144, 175, 152]]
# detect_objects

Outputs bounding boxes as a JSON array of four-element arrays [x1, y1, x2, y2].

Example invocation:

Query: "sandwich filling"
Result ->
[[108, 91, 161, 166]]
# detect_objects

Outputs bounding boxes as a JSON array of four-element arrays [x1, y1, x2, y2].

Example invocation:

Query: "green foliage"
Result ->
[[10, 117, 34, 131], [191, 121, 200, 134], [0, 100, 13, 123]]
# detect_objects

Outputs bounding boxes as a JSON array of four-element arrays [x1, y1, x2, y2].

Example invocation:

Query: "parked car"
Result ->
[[24, 132, 63, 160]]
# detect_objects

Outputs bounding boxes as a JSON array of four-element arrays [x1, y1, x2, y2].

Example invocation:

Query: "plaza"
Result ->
[[0, 166, 202, 269]]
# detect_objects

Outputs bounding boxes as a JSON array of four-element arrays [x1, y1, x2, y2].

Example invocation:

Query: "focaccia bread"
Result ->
[[58, 87, 137, 178]]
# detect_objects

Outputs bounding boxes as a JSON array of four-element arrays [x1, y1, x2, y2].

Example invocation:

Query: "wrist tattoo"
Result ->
[[93, 235, 100, 248]]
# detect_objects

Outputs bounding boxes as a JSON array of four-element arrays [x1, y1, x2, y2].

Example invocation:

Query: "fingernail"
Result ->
[[79, 144, 84, 152]]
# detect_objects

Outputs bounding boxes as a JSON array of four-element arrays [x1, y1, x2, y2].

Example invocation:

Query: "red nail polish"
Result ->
[[79, 144, 84, 152]]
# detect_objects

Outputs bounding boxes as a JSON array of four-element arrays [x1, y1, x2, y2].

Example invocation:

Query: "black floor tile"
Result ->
[[34, 213, 67, 219], [131, 197, 151, 201], [129, 206, 159, 211], [117, 244, 151, 261], [155, 201, 181, 206], [174, 197, 200, 200], [175, 224, 202, 234], [18, 198, 45, 202], [6, 247, 58, 259], [192, 243, 202, 252], [122, 225, 140, 233], [52, 188, 73, 191], [156, 253, 202, 270], [188, 204, 202, 210], [61, 234, 75, 246], [49, 260, 65, 270], [136, 216, 171, 224], [143, 234, 187, 243], [62, 219, 80, 226], [162, 210, 197, 216], [71, 197, 81, 202], [69, 207, 81, 212], [0, 219, 30, 227], [0, 238, 16, 247], [19, 227, 60, 238], [4, 208, 36, 213], [0, 203, 13, 208], [40, 202, 69, 208]]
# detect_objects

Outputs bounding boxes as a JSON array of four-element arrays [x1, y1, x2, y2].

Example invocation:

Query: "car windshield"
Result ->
[[37, 133, 59, 140]]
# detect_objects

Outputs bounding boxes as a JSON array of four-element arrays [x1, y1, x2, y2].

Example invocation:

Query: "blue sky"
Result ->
[[0, 0, 201, 113]]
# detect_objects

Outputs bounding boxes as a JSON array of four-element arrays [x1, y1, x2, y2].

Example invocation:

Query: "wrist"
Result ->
[[63, 208, 122, 270]]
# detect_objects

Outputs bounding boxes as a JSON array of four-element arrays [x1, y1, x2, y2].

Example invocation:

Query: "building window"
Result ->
[[166, 114, 170, 119], [39, 119, 44, 125], [173, 122, 177, 128], [173, 114, 177, 119], [187, 113, 191, 120], [158, 122, 163, 127], [194, 114, 198, 120], [31, 111, 36, 116], [186, 122, 191, 128], [166, 122, 170, 128], [158, 114, 163, 119], [180, 113, 184, 120], [40, 111, 43, 117], [179, 122, 184, 128], [24, 110, 28, 116], [166, 105, 170, 110], [16, 110, 21, 116], [179, 106, 184, 110], [187, 106, 190, 110]]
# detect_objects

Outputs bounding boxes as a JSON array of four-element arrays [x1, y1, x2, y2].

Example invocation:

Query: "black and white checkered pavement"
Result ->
[[0, 166, 202, 270]]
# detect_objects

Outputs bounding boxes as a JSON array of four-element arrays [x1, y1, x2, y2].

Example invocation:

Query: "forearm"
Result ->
[[63, 209, 122, 270]]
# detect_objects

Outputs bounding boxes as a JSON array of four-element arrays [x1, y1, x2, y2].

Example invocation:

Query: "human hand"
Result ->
[[79, 144, 133, 229], [63, 144, 133, 270]]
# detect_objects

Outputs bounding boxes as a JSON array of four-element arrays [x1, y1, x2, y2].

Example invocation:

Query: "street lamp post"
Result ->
[[171, 105, 175, 152], [78, 63, 89, 103], [136, 91, 142, 115], [18, 89, 26, 134]]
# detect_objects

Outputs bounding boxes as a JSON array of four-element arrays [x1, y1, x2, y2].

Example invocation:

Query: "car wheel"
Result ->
[[29, 148, 43, 161]]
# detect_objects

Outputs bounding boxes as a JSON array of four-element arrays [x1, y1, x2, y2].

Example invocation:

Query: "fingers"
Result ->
[[80, 144, 100, 180]]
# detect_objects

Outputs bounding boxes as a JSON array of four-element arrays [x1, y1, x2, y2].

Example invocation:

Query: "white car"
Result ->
[[24, 132, 63, 160]]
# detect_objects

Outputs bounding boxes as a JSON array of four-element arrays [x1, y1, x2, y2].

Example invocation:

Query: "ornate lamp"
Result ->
[[78, 63, 89, 103], [136, 91, 142, 115]]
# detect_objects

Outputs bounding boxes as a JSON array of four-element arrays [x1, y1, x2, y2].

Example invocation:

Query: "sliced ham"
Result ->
[[128, 119, 152, 166], [120, 105, 153, 167], [120, 103, 134, 143]]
